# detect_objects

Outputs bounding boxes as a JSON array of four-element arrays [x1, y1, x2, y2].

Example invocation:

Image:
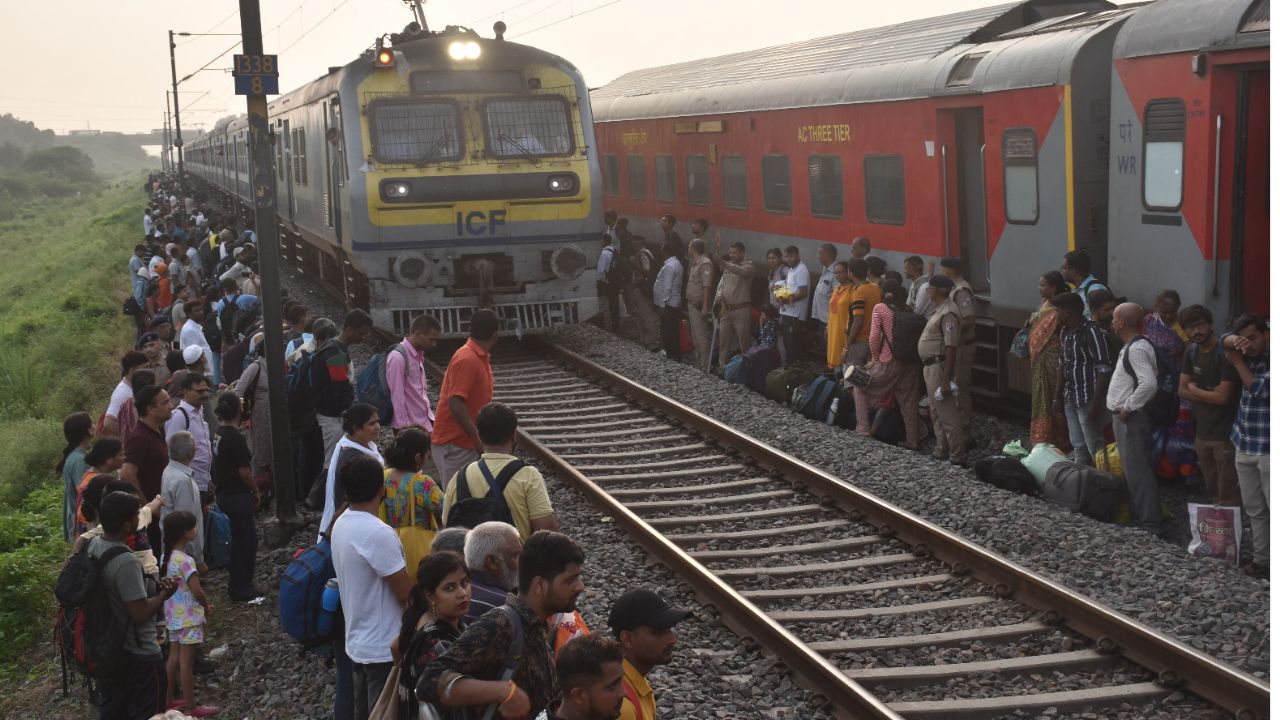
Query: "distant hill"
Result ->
[[0, 114, 151, 177]]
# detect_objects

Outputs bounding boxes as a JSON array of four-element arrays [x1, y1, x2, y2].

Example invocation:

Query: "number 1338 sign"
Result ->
[[232, 54, 279, 96]]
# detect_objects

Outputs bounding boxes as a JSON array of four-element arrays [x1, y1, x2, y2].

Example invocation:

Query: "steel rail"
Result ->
[[423, 352, 901, 720], [524, 338, 1270, 720]]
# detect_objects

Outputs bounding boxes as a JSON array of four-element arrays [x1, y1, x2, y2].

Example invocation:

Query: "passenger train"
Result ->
[[590, 0, 1268, 400], [184, 21, 602, 337]]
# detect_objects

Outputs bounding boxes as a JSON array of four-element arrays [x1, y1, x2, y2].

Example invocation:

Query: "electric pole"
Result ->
[[169, 30, 186, 196]]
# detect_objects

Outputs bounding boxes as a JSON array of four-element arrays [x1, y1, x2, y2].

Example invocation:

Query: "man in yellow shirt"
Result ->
[[441, 403, 560, 539], [608, 589, 692, 720]]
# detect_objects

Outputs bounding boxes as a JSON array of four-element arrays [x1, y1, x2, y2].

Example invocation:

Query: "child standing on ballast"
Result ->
[[162, 510, 219, 717]]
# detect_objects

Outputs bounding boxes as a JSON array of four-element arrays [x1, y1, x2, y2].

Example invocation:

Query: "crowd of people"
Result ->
[[65, 176, 694, 720], [596, 211, 1270, 572]]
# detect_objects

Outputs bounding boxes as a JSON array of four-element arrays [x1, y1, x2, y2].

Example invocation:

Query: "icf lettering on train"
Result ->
[[796, 123, 851, 143], [455, 209, 507, 236]]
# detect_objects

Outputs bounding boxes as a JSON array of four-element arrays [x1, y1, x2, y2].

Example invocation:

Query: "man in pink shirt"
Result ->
[[386, 314, 441, 432]]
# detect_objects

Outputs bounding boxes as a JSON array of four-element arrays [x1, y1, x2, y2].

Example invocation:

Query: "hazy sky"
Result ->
[[2, 0, 1011, 134]]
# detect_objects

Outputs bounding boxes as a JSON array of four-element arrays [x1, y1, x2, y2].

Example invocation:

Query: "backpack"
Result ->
[[286, 342, 326, 424], [890, 309, 927, 364], [122, 295, 142, 316], [826, 394, 857, 428], [636, 246, 658, 297], [723, 355, 749, 385], [445, 459, 527, 530], [1042, 461, 1127, 521], [765, 367, 816, 405], [219, 296, 242, 349], [973, 455, 1040, 496], [55, 544, 134, 687], [603, 245, 629, 286], [222, 334, 253, 385], [241, 358, 264, 417], [797, 374, 840, 421], [205, 504, 232, 568], [1121, 335, 1179, 427], [278, 535, 337, 655], [356, 344, 413, 425]]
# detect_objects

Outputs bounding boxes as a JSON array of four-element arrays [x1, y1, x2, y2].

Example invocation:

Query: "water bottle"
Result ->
[[318, 578, 340, 636]]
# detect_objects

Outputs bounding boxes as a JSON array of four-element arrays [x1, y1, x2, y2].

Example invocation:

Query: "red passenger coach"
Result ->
[[592, 0, 1131, 398], [1107, 0, 1269, 322]]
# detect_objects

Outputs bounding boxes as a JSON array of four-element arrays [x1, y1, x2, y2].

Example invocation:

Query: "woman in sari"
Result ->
[[825, 261, 855, 369], [1027, 271, 1070, 448], [1143, 289, 1198, 481]]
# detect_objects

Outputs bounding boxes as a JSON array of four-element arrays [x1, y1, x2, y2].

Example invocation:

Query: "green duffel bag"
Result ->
[[765, 367, 817, 404]]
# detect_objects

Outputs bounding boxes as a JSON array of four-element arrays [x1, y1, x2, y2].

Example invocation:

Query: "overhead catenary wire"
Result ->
[[281, 0, 357, 53], [467, 0, 543, 25], [510, 0, 626, 38]]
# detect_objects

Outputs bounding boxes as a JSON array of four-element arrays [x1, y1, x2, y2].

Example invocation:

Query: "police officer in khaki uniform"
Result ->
[[917, 275, 967, 465], [711, 233, 756, 372], [685, 237, 715, 371], [940, 257, 977, 438]]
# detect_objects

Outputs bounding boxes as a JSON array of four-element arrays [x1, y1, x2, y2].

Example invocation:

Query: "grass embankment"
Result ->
[[0, 182, 142, 673]]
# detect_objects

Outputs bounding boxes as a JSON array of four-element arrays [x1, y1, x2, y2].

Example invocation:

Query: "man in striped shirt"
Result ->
[[1224, 314, 1269, 577], [1051, 293, 1112, 466]]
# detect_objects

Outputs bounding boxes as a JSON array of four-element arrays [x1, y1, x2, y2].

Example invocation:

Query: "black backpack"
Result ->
[[1121, 335, 1179, 427], [445, 459, 526, 530], [55, 544, 134, 689], [890, 308, 927, 364], [286, 343, 324, 425], [603, 245, 629, 286], [219, 295, 242, 349]]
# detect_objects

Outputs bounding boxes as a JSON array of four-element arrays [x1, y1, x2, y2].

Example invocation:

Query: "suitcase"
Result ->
[[973, 455, 1040, 496], [765, 367, 816, 404], [1042, 461, 1127, 521], [741, 345, 780, 395]]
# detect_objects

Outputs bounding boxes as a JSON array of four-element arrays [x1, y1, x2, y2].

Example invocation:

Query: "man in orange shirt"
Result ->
[[843, 258, 882, 367], [431, 309, 499, 490]]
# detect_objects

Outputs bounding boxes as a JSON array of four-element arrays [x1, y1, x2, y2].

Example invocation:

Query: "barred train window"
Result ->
[[722, 156, 748, 210], [863, 154, 905, 225], [627, 154, 646, 200], [602, 155, 619, 196], [1003, 128, 1039, 224], [1143, 98, 1185, 211], [484, 97, 574, 158], [655, 155, 676, 203], [686, 155, 709, 206], [762, 155, 792, 214], [808, 155, 843, 218], [296, 128, 308, 185], [370, 102, 461, 163]]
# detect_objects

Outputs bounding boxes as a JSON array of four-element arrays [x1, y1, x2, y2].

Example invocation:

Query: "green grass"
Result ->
[[0, 181, 143, 668]]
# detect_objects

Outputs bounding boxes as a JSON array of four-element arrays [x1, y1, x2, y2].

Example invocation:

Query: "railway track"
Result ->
[[426, 338, 1268, 720]]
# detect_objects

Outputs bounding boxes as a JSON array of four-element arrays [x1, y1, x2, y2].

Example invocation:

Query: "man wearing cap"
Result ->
[[179, 302, 215, 381], [940, 258, 977, 436], [608, 589, 692, 720], [917, 276, 967, 466], [138, 332, 171, 386]]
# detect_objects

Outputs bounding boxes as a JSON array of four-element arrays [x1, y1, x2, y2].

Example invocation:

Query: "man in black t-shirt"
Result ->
[[211, 391, 262, 601], [1178, 305, 1242, 507]]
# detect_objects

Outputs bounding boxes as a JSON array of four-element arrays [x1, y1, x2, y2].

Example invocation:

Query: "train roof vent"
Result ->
[[1241, 0, 1269, 33], [946, 52, 987, 87]]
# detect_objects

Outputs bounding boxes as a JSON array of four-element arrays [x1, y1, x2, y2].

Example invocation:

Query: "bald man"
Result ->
[[1106, 302, 1163, 535]]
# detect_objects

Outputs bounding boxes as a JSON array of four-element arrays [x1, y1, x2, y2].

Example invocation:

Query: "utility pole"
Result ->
[[237, 0, 296, 524], [163, 93, 172, 173], [169, 30, 186, 197]]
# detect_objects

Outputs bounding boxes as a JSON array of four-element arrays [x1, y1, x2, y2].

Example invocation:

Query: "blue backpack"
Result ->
[[205, 505, 232, 569], [356, 344, 412, 425], [279, 536, 336, 656], [723, 355, 749, 385], [797, 374, 840, 421]]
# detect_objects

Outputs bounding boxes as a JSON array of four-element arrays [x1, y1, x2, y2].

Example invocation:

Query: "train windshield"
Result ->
[[369, 101, 463, 163], [483, 97, 574, 158]]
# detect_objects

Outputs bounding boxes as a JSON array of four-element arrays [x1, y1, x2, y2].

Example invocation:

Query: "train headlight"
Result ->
[[549, 245, 587, 280], [449, 41, 481, 60], [383, 182, 411, 200], [547, 174, 577, 194]]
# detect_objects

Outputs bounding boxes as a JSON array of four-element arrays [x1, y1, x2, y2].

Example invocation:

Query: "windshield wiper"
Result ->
[[497, 132, 540, 163], [418, 134, 452, 164]]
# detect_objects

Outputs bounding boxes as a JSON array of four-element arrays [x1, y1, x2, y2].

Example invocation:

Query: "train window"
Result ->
[[603, 155, 619, 196], [627, 154, 646, 200], [369, 101, 462, 164], [1003, 129, 1039, 224], [483, 97, 574, 158], [807, 155, 843, 218], [1142, 98, 1185, 211], [722, 155, 748, 210], [655, 155, 676, 203], [296, 128, 308, 185], [762, 155, 792, 214], [275, 124, 284, 179], [863, 154, 905, 225], [686, 155, 709, 206]]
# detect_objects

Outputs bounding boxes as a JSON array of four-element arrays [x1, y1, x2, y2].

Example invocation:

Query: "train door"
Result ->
[[323, 97, 344, 240], [953, 109, 990, 293], [282, 118, 296, 222], [1230, 68, 1268, 317]]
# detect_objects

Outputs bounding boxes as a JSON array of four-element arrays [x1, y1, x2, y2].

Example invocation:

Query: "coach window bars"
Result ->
[[292, 128, 308, 185], [483, 97, 574, 159], [1142, 98, 1186, 211], [808, 155, 843, 218], [369, 101, 463, 164], [655, 155, 677, 204], [627, 154, 646, 200], [722, 156, 748, 210], [762, 155, 792, 214], [864, 154, 905, 225], [686, 155, 709, 206], [602, 155, 619, 196], [1003, 129, 1039, 224]]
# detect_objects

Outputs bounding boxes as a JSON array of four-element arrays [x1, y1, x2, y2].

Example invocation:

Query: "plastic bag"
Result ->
[[1002, 440, 1030, 459], [1020, 443, 1067, 485], [1187, 503, 1243, 566], [1094, 442, 1123, 478]]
